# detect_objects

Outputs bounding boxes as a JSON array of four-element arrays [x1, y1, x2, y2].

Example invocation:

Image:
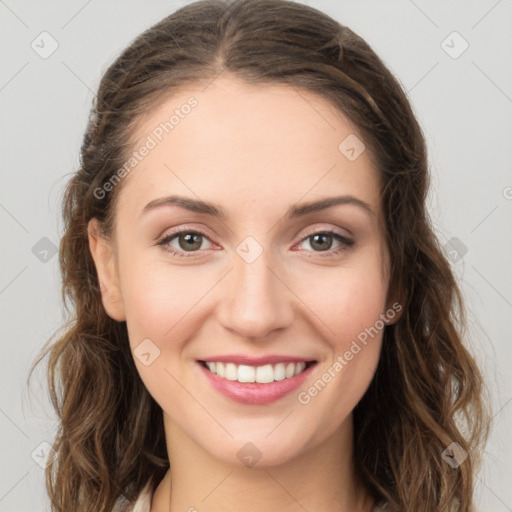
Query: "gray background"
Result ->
[[1, 0, 511, 510]]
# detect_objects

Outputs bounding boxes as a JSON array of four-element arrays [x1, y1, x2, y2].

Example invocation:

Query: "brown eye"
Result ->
[[309, 233, 334, 251], [157, 230, 214, 257], [177, 232, 203, 251], [296, 230, 355, 257]]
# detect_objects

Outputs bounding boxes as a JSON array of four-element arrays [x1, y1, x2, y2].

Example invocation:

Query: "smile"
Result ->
[[201, 361, 310, 383], [197, 357, 317, 405]]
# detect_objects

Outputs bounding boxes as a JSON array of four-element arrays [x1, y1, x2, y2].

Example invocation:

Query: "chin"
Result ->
[[197, 418, 326, 469]]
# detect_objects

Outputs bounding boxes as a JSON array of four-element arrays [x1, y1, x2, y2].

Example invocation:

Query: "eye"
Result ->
[[157, 229, 214, 257], [157, 228, 354, 259], [295, 230, 354, 257]]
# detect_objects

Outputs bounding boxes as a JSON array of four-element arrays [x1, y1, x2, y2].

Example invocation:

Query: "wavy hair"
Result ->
[[28, 0, 490, 510]]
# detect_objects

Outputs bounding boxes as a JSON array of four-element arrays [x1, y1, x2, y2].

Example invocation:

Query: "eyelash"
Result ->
[[156, 228, 355, 259]]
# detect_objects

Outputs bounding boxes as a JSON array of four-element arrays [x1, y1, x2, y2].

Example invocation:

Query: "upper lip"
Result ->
[[199, 355, 316, 366]]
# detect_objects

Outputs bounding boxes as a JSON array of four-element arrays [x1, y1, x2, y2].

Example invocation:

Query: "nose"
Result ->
[[217, 249, 295, 341]]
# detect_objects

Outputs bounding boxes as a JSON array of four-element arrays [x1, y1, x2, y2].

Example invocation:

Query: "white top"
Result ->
[[130, 481, 153, 511], [112, 480, 153, 512], [115, 480, 389, 511]]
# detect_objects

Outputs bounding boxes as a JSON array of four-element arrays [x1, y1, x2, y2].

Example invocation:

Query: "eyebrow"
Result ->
[[140, 194, 375, 220]]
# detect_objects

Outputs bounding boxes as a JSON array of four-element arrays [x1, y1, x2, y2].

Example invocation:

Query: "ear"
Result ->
[[384, 300, 403, 326], [384, 280, 404, 326], [87, 218, 126, 322]]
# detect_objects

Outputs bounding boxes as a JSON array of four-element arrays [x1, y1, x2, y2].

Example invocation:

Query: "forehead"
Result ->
[[116, 75, 381, 222]]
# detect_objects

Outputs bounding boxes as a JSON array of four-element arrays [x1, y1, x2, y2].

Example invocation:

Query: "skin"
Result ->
[[88, 74, 401, 511]]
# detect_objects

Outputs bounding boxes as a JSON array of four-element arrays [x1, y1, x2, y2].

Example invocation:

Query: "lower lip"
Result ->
[[198, 362, 316, 405]]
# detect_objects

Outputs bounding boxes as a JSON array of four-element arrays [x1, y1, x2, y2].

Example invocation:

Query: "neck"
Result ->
[[150, 413, 373, 512]]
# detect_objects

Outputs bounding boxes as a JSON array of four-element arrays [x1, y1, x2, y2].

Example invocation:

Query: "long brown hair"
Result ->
[[28, 0, 490, 510]]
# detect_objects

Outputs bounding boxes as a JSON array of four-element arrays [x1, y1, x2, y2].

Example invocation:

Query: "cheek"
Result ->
[[315, 279, 384, 398], [294, 251, 387, 421], [300, 249, 388, 343], [118, 255, 206, 405], [119, 251, 207, 345]]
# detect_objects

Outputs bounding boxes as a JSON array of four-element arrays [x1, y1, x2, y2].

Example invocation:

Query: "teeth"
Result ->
[[225, 363, 237, 381], [274, 363, 286, 381], [204, 361, 308, 383], [256, 364, 274, 383], [238, 365, 255, 383], [294, 362, 305, 376]]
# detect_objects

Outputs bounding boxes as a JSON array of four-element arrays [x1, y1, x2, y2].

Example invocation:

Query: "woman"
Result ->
[[29, 0, 489, 510]]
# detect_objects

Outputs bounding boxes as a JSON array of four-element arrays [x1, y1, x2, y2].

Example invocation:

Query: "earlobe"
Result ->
[[87, 218, 126, 322], [384, 297, 404, 325], [384, 283, 404, 326]]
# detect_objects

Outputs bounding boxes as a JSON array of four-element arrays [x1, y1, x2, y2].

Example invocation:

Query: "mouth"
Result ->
[[198, 360, 316, 383], [196, 358, 318, 405]]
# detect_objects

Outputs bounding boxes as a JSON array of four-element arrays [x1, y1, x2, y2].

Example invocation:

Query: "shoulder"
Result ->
[[112, 480, 153, 512]]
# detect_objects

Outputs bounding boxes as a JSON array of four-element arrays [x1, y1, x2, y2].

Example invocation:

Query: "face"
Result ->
[[88, 74, 397, 467]]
